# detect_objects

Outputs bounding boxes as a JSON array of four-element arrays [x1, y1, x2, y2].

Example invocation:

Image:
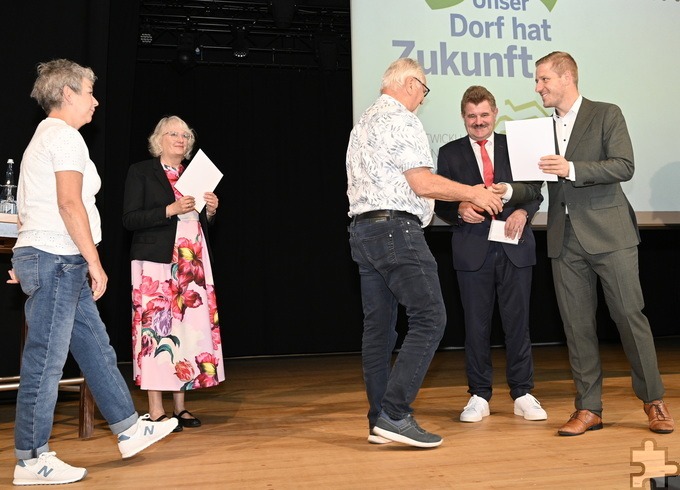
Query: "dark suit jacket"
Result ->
[[546, 98, 639, 258], [122, 157, 213, 264], [435, 132, 543, 271]]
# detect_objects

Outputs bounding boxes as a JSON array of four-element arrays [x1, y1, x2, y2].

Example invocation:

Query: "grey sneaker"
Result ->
[[373, 412, 443, 448], [13, 452, 87, 485]]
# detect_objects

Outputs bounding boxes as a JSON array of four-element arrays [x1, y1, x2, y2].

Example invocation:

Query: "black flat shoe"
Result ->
[[173, 410, 202, 428], [152, 414, 183, 432]]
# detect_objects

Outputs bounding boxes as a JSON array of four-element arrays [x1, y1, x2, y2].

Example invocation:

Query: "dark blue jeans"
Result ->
[[349, 217, 446, 429]]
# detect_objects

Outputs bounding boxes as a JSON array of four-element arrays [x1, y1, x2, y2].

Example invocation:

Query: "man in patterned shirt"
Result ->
[[347, 58, 504, 448]]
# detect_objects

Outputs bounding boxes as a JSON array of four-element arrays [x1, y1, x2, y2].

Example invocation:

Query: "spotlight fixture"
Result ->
[[139, 24, 153, 44], [233, 26, 249, 58]]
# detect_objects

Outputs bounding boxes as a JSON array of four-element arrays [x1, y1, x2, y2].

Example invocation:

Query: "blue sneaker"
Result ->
[[373, 412, 443, 448]]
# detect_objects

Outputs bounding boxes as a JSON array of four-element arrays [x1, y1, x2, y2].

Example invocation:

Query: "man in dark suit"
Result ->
[[535, 51, 674, 435], [436, 86, 546, 423]]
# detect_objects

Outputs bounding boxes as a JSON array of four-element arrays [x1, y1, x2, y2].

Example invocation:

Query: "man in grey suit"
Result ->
[[534, 51, 674, 435]]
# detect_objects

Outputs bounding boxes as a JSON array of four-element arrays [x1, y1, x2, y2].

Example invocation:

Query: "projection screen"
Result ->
[[350, 0, 680, 225]]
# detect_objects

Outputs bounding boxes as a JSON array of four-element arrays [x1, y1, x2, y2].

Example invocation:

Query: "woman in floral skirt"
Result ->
[[123, 115, 224, 431]]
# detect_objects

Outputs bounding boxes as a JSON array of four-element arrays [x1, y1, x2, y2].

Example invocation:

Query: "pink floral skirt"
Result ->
[[131, 219, 224, 391]]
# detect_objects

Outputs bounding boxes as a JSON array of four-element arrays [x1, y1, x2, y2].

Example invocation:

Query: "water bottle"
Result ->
[[0, 159, 17, 214]]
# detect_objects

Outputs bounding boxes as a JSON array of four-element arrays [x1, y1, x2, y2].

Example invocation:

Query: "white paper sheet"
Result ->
[[487, 219, 519, 245], [174, 149, 224, 212], [505, 117, 557, 182]]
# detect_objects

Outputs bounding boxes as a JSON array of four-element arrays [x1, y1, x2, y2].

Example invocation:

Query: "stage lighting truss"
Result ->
[[137, 0, 350, 70]]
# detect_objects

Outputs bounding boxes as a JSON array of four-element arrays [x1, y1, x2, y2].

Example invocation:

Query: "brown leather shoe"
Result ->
[[557, 410, 603, 436], [644, 400, 674, 434]]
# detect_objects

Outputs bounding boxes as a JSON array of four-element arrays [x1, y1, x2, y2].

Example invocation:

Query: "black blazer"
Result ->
[[122, 157, 213, 264], [435, 133, 543, 271]]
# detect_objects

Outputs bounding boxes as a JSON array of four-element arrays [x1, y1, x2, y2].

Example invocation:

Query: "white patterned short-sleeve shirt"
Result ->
[[346, 94, 434, 227]]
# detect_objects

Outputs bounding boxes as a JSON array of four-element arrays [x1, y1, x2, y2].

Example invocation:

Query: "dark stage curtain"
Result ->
[[1, 1, 115, 379], [125, 62, 359, 358]]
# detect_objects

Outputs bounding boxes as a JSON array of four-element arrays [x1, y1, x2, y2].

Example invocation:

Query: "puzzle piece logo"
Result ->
[[630, 439, 680, 488]]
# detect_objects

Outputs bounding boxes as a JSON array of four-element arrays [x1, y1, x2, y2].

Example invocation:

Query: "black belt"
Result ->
[[353, 210, 421, 226]]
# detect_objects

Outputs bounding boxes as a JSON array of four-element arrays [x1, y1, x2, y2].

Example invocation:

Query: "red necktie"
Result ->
[[477, 139, 494, 187]]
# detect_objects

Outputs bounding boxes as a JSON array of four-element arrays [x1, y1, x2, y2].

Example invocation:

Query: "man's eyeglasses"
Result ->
[[413, 77, 430, 97], [163, 131, 193, 140]]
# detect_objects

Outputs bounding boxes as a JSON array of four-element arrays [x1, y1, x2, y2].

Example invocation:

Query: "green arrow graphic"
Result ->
[[425, 0, 557, 11], [504, 99, 549, 114], [540, 0, 558, 12]]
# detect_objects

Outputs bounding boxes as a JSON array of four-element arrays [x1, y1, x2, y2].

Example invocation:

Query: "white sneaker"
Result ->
[[13, 451, 87, 486], [367, 430, 392, 444], [118, 413, 178, 459], [460, 395, 490, 422], [514, 393, 548, 421]]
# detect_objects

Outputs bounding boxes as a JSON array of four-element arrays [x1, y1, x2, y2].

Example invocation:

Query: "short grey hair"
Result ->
[[30, 59, 96, 114], [147, 115, 196, 159], [380, 58, 425, 92]]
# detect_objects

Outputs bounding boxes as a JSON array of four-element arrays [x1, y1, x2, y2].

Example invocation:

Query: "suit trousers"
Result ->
[[551, 219, 665, 414], [457, 241, 535, 401]]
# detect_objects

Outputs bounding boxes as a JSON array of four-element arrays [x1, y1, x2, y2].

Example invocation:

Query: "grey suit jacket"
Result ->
[[546, 98, 640, 258]]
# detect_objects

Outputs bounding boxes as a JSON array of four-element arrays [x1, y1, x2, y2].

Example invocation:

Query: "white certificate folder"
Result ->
[[174, 149, 224, 212], [505, 117, 557, 182]]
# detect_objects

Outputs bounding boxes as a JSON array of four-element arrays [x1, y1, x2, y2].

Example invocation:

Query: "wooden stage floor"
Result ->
[[1, 341, 679, 489]]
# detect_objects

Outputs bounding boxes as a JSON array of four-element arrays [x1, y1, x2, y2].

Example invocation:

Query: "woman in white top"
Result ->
[[11, 59, 177, 486]]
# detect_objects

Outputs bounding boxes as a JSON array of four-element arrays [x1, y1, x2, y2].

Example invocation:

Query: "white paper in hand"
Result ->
[[488, 219, 519, 245], [174, 149, 223, 212], [505, 117, 557, 182]]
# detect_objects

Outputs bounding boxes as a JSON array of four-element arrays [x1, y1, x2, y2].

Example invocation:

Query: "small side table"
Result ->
[[0, 213, 94, 438]]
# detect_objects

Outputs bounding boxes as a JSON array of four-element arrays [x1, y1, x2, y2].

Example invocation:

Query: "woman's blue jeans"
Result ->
[[349, 217, 446, 428], [12, 246, 138, 459]]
